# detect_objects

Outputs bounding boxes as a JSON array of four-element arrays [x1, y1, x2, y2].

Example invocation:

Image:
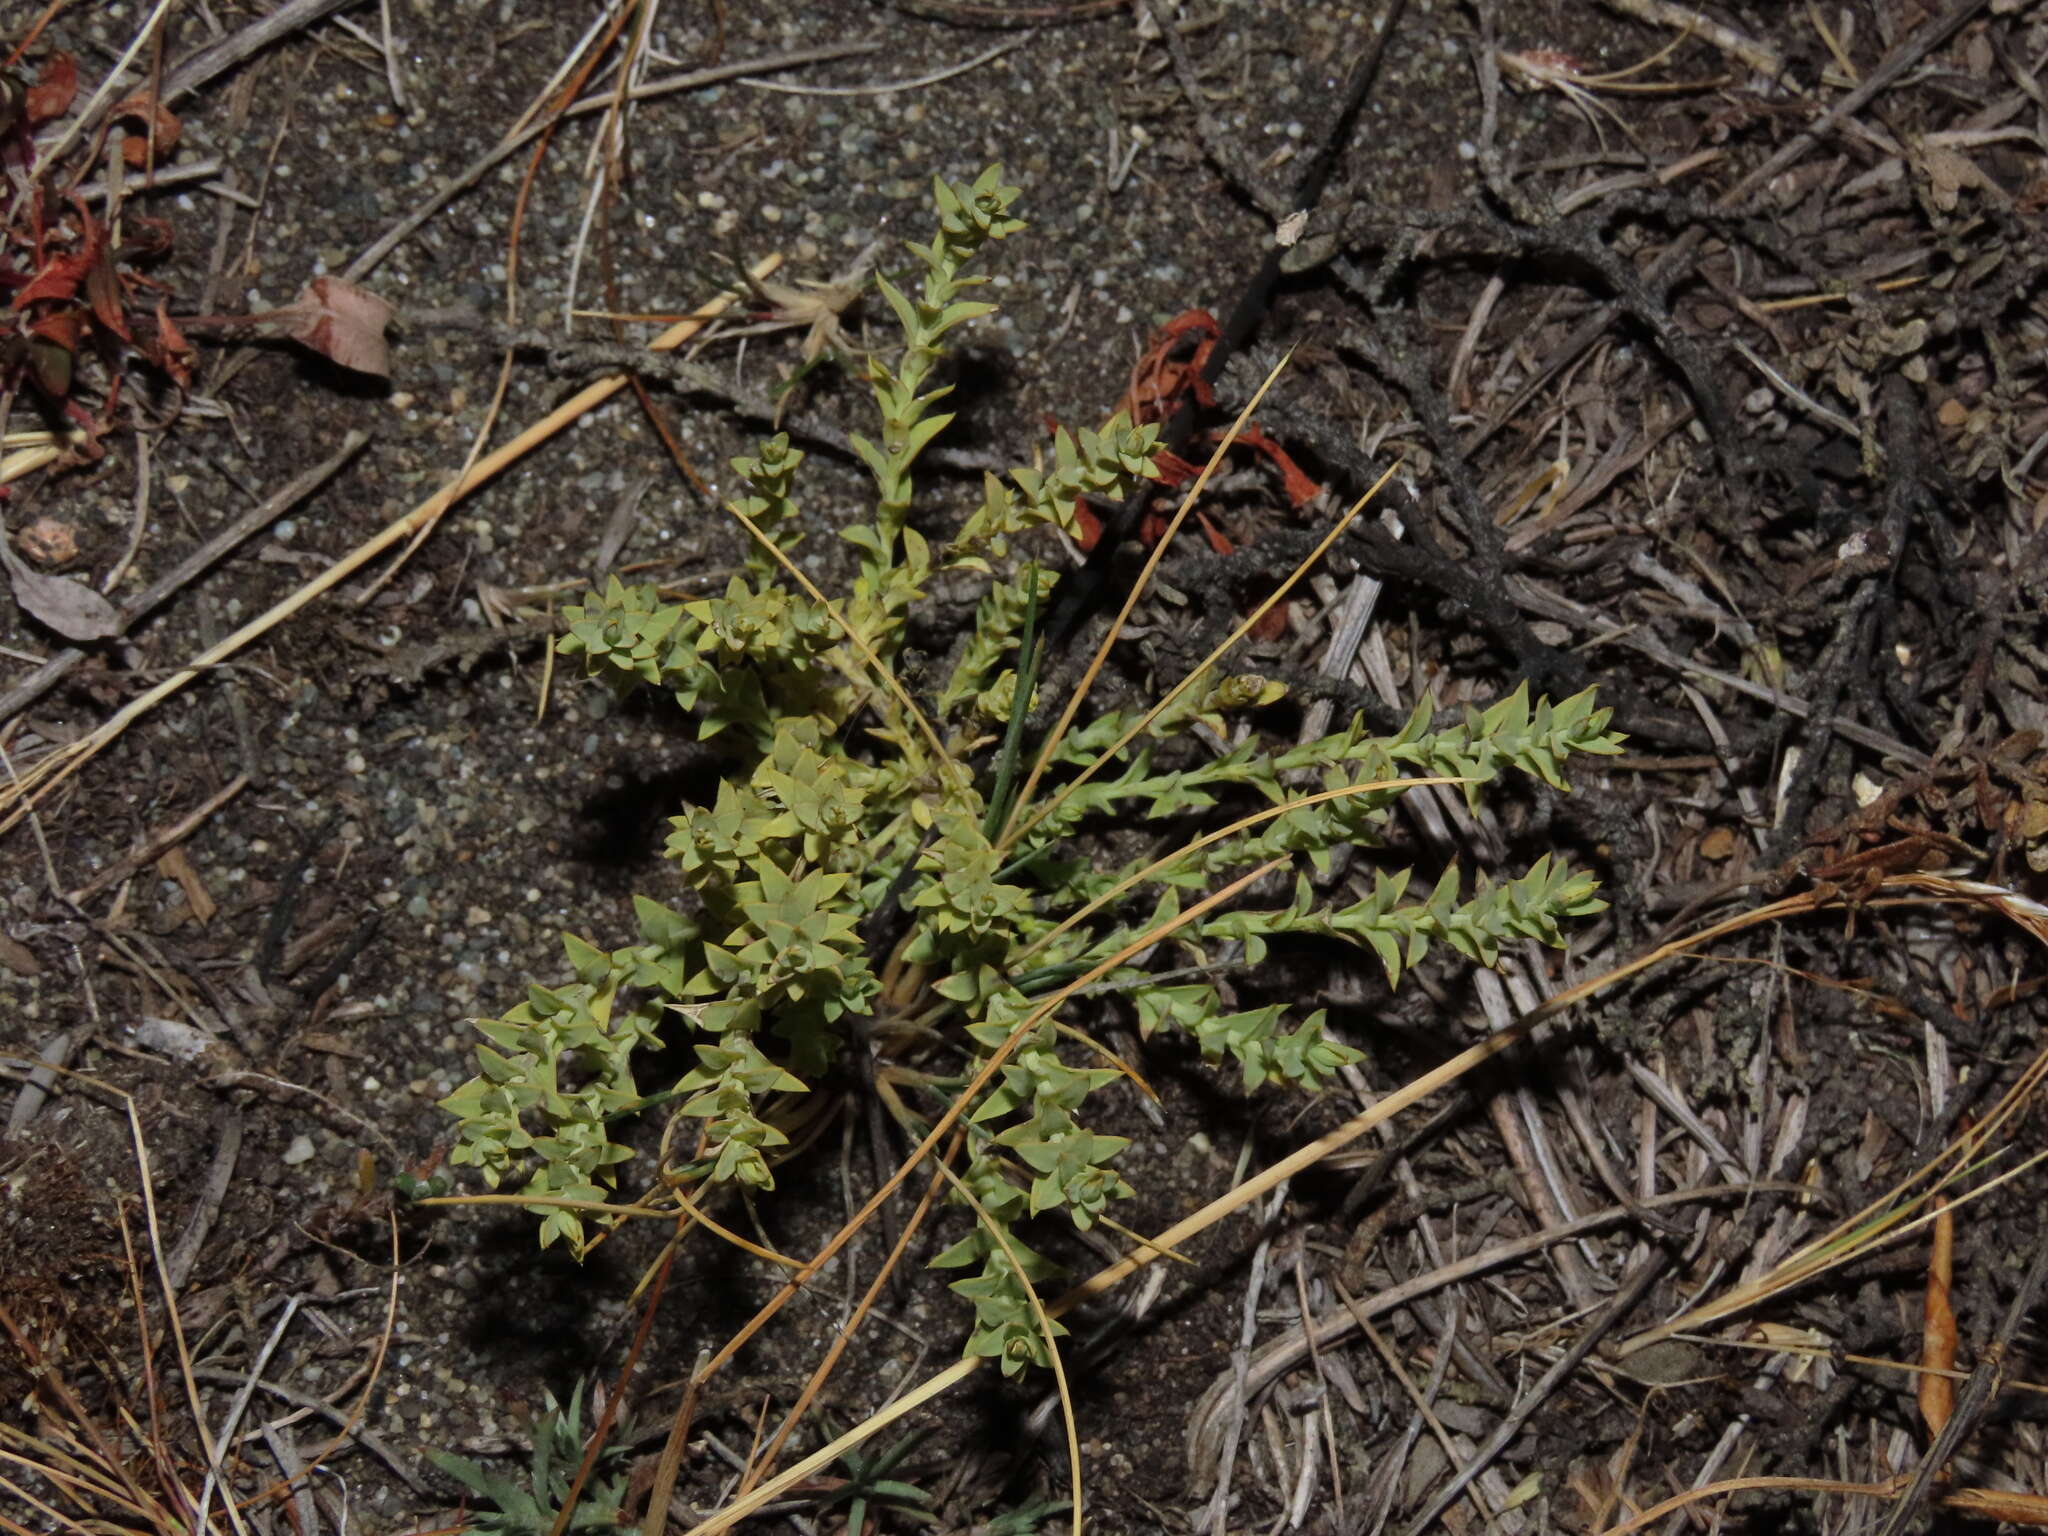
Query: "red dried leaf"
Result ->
[[28, 309, 80, 344], [16, 198, 107, 312], [1149, 448, 1202, 491], [108, 93, 181, 168], [85, 246, 131, 342], [149, 298, 194, 387], [1236, 424, 1323, 508], [275, 276, 395, 378], [1248, 599, 1291, 643], [1195, 510, 1234, 556], [1122, 309, 1221, 421], [15, 248, 91, 308], [119, 213, 175, 263], [1129, 505, 1232, 553], [59, 391, 111, 454], [24, 52, 75, 127], [1071, 501, 1103, 552]]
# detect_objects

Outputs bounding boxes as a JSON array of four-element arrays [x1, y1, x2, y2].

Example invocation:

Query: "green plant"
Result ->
[[439, 166, 1623, 1371], [977, 1500, 1072, 1536], [425, 1383, 629, 1536], [803, 1426, 936, 1535]]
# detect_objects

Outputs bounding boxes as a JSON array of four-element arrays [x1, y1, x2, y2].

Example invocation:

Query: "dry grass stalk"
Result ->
[[1919, 1190, 1957, 1438], [1594, 0, 1787, 78]]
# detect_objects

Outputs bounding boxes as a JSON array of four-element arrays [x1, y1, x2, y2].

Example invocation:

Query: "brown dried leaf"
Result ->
[[108, 93, 181, 168], [1917, 143, 1992, 212], [16, 517, 79, 566], [1945, 1487, 2048, 1525], [5, 554, 122, 640], [1919, 1193, 1956, 1438], [150, 299, 195, 387], [0, 931, 41, 977], [276, 276, 395, 378], [24, 52, 76, 127], [85, 245, 132, 343], [156, 845, 216, 925]]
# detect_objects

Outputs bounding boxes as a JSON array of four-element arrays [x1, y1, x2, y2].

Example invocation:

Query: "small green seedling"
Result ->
[[425, 1383, 628, 1536], [806, 1426, 937, 1535]]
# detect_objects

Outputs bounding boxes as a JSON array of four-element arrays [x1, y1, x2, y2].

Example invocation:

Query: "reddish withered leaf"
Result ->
[[15, 248, 91, 307], [24, 52, 76, 127], [85, 246, 131, 342], [120, 213, 175, 262], [108, 93, 181, 168], [277, 276, 395, 378], [150, 299, 194, 386]]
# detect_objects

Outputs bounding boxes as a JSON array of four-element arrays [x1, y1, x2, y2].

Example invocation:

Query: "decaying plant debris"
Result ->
[[6, 2, 2048, 1533]]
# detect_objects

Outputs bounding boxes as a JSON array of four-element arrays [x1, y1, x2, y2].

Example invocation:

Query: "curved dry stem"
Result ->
[[261, 1218, 401, 1517], [1617, 1139, 2048, 1358], [1597, 1474, 1916, 1535], [0, 1053, 403, 1534], [1181, 1181, 1816, 1478], [733, 1132, 961, 1503], [685, 979, 1539, 1536], [0, 1316, 167, 1532], [126, 1095, 253, 1536], [1051, 1018, 1158, 1103], [498, 0, 637, 313], [1616, 872, 2048, 1352]]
